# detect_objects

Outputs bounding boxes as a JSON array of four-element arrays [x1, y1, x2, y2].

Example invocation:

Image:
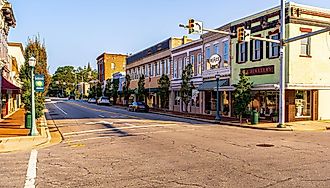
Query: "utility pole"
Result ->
[[278, 0, 286, 128]]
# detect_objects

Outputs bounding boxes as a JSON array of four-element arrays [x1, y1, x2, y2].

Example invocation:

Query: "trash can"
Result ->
[[251, 110, 259, 125], [25, 111, 32, 129]]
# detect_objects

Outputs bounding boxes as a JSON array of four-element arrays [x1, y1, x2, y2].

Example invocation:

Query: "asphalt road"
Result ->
[[0, 98, 329, 188]]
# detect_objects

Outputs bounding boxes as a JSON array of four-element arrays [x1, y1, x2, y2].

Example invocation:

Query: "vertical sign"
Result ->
[[35, 74, 45, 92]]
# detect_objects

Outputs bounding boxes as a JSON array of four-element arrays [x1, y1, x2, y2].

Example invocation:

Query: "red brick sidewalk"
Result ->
[[0, 108, 29, 138]]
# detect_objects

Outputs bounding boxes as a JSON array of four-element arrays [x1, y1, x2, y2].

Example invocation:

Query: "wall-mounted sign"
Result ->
[[35, 74, 45, 92], [209, 54, 222, 66], [241, 65, 275, 76]]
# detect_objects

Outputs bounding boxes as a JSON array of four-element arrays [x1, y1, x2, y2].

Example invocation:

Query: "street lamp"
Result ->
[[215, 74, 221, 122], [29, 56, 39, 136]]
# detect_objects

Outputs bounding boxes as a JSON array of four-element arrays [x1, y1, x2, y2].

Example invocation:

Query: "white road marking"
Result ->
[[85, 121, 113, 125], [63, 124, 178, 136], [24, 149, 38, 188], [53, 103, 68, 115], [98, 115, 105, 118]]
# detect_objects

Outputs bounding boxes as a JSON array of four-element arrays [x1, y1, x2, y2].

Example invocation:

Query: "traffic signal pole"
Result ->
[[278, 0, 286, 128]]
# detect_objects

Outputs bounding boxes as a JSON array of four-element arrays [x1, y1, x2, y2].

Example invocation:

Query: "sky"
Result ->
[[8, 0, 330, 74]]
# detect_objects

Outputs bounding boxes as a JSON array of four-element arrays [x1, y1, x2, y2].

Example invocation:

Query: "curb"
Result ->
[[149, 111, 293, 131], [0, 114, 51, 153]]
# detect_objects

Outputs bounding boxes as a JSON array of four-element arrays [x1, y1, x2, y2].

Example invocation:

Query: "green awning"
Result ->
[[198, 79, 228, 91]]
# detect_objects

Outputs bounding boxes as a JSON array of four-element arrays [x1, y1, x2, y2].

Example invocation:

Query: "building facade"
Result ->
[[0, 1, 17, 118], [96, 53, 127, 83], [200, 24, 232, 117], [126, 37, 192, 108], [169, 39, 203, 113], [230, 2, 330, 122]]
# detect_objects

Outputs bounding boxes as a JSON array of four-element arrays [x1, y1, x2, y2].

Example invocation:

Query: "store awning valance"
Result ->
[[1, 76, 20, 94], [198, 79, 228, 91]]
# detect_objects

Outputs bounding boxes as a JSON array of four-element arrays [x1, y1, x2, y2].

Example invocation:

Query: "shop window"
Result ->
[[295, 90, 311, 117], [222, 91, 230, 116], [174, 91, 180, 105]]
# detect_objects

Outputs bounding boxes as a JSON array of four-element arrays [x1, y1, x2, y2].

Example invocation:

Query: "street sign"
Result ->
[[35, 74, 45, 92], [209, 54, 222, 66]]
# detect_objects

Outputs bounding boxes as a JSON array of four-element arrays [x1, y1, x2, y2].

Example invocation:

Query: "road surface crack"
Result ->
[[260, 177, 293, 188], [168, 180, 206, 188]]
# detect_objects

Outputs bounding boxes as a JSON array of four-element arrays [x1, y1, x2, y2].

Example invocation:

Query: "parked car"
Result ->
[[68, 95, 75, 100], [128, 102, 149, 112], [88, 98, 97, 103], [97, 96, 111, 105]]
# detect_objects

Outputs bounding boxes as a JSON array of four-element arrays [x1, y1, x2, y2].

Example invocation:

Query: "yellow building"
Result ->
[[96, 53, 127, 82]]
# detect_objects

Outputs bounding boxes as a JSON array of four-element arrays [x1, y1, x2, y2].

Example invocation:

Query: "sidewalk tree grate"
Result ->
[[256, 144, 274, 147]]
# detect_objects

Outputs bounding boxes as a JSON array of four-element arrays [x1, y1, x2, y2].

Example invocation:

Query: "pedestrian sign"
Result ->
[[35, 74, 45, 92]]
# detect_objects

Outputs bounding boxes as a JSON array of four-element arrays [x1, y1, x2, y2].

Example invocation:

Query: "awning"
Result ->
[[198, 79, 229, 91], [1, 76, 20, 94]]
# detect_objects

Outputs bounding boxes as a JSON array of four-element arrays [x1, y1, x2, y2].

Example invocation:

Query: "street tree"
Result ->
[[112, 78, 119, 105], [180, 64, 194, 113], [137, 74, 146, 102], [19, 36, 50, 119], [123, 74, 132, 105], [232, 73, 253, 123], [158, 74, 170, 109]]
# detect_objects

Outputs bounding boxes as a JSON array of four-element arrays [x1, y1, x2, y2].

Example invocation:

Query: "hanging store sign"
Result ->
[[209, 54, 222, 66], [241, 65, 274, 76], [35, 74, 45, 92]]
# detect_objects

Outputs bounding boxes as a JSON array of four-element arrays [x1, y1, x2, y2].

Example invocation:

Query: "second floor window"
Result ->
[[197, 53, 202, 75], [173, 60, 177, 78], [270, 34, 280, 58], [239, 42, 247, 63], [301, 34, 311, 56], [206, 47, 211, 60], [213, 44, 219, 55], [223, 41, 229, 66], [190, 55, 195, 76], [253, 40, 262, 60]]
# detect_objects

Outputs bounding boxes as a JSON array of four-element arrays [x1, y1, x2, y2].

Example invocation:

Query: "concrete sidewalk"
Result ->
[[148, 109, 330, 132], [0, 109, 51, 153]]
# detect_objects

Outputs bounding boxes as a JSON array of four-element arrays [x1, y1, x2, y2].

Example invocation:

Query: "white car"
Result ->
[[88, 98, 97, 103], [97, 96, 111, 105]]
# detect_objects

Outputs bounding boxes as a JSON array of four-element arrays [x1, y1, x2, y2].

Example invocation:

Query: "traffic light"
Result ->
[[237, 27, 251, 43], [188, 19, 195, 34], [237, 27, 245, 43]]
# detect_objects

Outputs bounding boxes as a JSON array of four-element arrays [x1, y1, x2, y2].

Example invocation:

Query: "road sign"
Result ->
[[209, 54, 222, 66], [35, 74, 45, 92]]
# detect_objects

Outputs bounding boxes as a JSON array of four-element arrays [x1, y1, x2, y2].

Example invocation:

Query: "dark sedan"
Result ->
[[128, 102, 149, 112]]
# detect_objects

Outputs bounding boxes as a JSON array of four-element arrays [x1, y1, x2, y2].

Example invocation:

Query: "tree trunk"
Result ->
[[239, 114, 242, 124]]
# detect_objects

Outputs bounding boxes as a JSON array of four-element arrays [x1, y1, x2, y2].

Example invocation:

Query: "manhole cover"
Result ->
[[256, 144, 274, 147]]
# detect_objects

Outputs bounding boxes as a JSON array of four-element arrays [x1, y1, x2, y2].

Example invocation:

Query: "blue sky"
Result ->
[[8, 0, 330, 73]]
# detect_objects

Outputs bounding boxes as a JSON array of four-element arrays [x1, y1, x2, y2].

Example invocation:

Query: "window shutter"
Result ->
[[266, 36, 270, 58], [236, 43, 239, 63], [250, 40, 254, 61], [244, 42, 248, 63], [260, 41, 264, 60]]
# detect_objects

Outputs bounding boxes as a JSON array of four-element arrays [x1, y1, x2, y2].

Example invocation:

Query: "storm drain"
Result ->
[[256, 144, 275, 147]]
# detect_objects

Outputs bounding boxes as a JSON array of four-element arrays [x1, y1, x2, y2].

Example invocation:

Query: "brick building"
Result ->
[[96, 53, 127, 83]]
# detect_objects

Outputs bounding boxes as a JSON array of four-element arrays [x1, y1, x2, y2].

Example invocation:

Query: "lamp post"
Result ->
[[215, 74, 221, 122], [29, 56, 39, 136]]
